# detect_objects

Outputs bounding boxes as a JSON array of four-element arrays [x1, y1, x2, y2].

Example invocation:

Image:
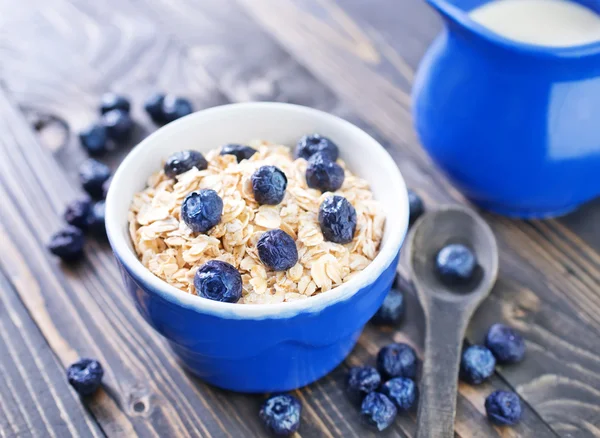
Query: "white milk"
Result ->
[[469, 0, 600, 47]]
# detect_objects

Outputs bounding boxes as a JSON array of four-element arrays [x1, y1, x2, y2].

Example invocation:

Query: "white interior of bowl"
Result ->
[[106, 103, 409, 319]]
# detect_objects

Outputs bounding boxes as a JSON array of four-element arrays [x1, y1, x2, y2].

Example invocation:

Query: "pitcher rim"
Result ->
[[427, 0, 600, 59]]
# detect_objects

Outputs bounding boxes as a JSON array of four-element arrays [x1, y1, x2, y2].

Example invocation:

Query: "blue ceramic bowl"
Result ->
[[106, 103, 409, 393]]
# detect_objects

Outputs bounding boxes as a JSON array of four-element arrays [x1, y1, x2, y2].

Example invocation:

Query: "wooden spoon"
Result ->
[[405, 205, 499, 438]]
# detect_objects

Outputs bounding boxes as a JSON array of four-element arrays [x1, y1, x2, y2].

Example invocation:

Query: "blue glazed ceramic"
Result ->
[[413, 0, 600, 218], [106, 103, 409, 393]]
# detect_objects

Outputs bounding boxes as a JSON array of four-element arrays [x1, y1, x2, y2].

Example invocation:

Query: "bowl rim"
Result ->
[[106, 102, 409, 319]]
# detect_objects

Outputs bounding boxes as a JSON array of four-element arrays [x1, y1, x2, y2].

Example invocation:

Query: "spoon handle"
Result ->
[[416, 299, 471, 438]]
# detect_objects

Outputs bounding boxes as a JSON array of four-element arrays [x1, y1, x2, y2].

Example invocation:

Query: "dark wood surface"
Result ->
[[0, 0, 598, 437]]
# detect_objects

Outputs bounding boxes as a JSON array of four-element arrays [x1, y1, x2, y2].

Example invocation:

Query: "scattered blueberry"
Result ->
[[67, 358, 104, 396], [79, 124, 108, 156], [259, 394, 302, 436], [79, 159, 111, 199], [164, 150, 208, 179], [295, 133, 339, 161], [485, 324, 526, 364], [460, 345, 496, 384], [408, 189, 424, 225], [257, 229, 298, 271], [371, 287, 405, 326], [377, 343, 418, 379], [360, 392, 397, 431], [100, 93, 130, 114], [48, 226, 85, 261], [220, 144, 257, 162], [194, 260, 242, 303], [161, 95, 193, 123], [485, 390, 522, 426], [381, 377, 417, 411], [144, 92, 166, 124], [347, 367, 381, 402], [305, 153, 345, 192], [318, 195, 357, 244], [181, 189, 223, 233], [251, 165, 288, 205], [101, 109, 134, 142], [64, 198, 92, 230], [86, 201, 106, 237], [435, 243, 477, 284]]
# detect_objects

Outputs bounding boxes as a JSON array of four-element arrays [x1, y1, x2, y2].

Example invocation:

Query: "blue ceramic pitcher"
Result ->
[[413, 0, 600, 218]]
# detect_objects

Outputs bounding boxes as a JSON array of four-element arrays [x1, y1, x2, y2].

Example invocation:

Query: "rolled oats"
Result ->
[[128, 141, 385, 304]]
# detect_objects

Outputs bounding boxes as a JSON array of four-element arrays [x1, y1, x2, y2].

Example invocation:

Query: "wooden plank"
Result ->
[[0, 0, 580, 437], [0, 270, 104, 438], [234, 1, 600, 436]]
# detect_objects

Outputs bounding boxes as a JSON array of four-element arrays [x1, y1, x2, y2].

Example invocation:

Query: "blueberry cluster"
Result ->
[[48, 158, 111, 262], [458, 323, 526, 426], [79, 93, 135, 157], [346, 342, 419, 431]]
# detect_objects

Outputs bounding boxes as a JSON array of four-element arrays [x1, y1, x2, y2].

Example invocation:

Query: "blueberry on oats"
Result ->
[[220, 144, 257, 162], [164, 150, 208, 178], [318, 195, 357, 244], [305, 152, 345, 192], [295, 133, 339, 161], [257, 229, 298, 271], [251, 165, 287, 205], [194, 260, 242, 303], [181, 189, 223, 233]]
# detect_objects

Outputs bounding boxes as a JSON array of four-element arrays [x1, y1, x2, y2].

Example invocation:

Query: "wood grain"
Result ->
[[0, 0, 597, 436]]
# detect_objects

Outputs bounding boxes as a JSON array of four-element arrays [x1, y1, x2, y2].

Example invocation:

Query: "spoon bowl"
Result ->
[[405, 205, 498, 438]]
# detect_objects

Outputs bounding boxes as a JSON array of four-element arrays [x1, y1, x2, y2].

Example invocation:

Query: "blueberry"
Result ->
[[259, 394, 302, 436], [305, 153, 345, 192], [181, 189, 223, 233], [164, 150, 208, 178], [251, 165, 287, 205], [144, 93, 166, 124], [371, 287, 405, 326], [86, 201, 106, 237], [194, 260, 242, 303], [347, 367, 381, 402], [408, 189, 424, 225], [79, 159, 111, 199], [485, 390, 522, 426], [48, 226, 85, 261], [79, 124, 108, 156], [381, 377, 417, 411], [435, 243, 477, 284], [101, 109, 134, 142], [377, 343, 418, 379], [220, 144, 257, 162], [257, 229, 298, 271], [360, 392, 397, 431], [485, 324, 526, 364], [295, 133, 339, 161], [67, 358, 104, 396], [460, 345, 496, 384], [100, 93, 130, 114], [318, 195, 357, 244], [64, 198, 92, 230], [161, 95, 193, 123]]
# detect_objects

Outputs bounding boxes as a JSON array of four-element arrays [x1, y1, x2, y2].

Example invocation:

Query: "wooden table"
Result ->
[[0, 1, 598, 437]]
